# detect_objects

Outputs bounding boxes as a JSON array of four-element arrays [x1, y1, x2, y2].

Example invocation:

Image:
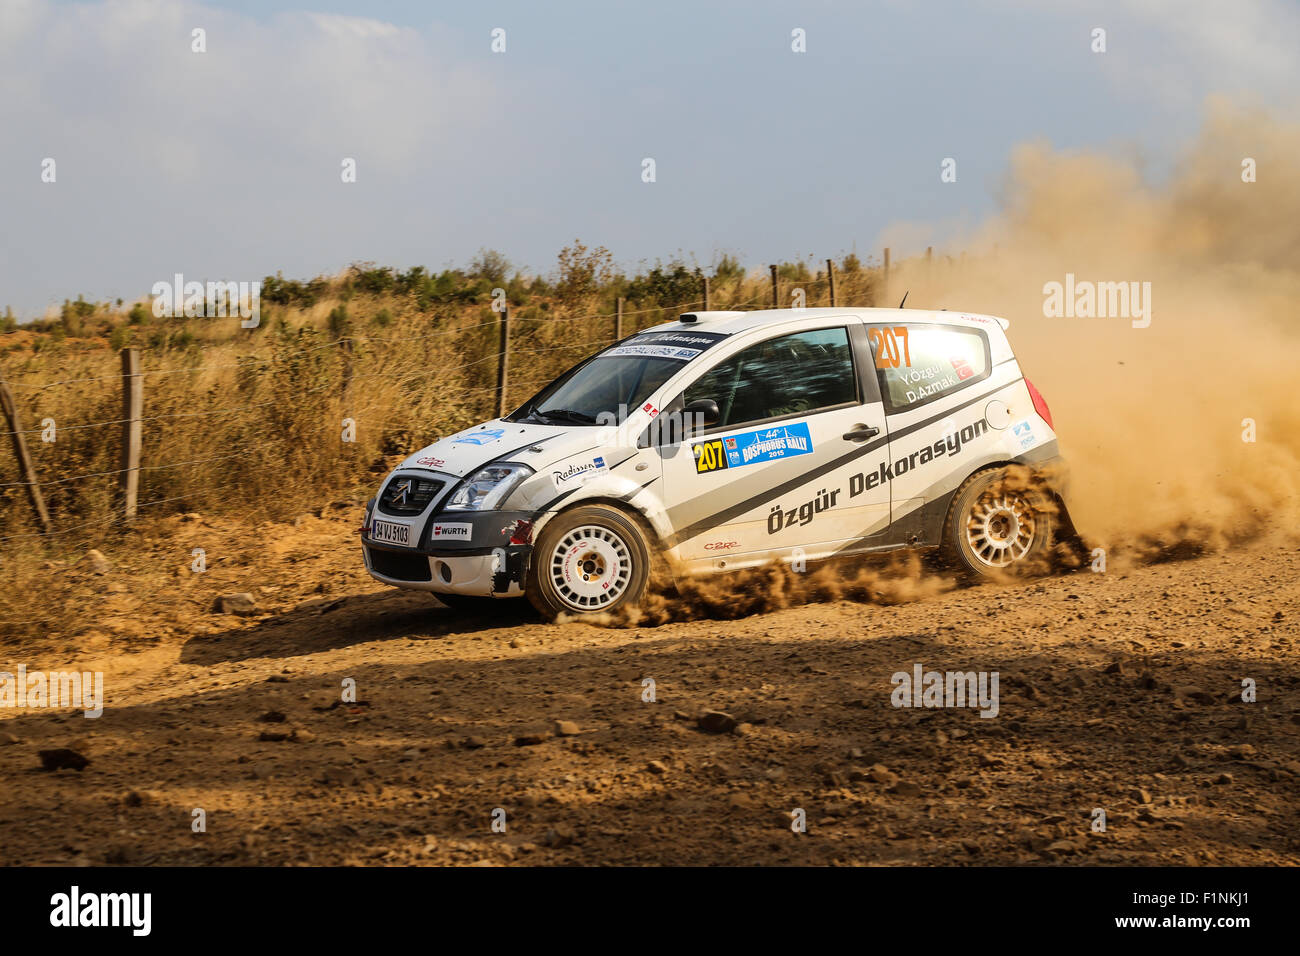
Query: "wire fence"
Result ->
[[0, 254, 906, 549]]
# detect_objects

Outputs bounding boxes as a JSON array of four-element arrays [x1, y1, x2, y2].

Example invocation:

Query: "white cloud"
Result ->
[[0, 0, 500, 182]]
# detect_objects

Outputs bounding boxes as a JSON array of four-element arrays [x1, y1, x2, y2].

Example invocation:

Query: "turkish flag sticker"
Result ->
[[951, 357, 974, 380]]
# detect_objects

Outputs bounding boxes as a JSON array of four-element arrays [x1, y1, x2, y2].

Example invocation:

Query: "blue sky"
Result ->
[[1, 0, 1296, 317]]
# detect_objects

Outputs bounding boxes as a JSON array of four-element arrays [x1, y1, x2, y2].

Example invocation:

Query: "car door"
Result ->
[[863, 321, 996, 542], [655, 320, 891, 572]]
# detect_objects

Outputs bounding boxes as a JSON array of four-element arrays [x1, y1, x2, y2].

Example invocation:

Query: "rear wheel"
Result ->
[[942, 467, 1053, 578], [526, 505, 652, 620]]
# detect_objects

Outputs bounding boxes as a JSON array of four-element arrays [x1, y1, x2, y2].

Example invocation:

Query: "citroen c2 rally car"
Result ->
[[361, 308, 1069, 620]]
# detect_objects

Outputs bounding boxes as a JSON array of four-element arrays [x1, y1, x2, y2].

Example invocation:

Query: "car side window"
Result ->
[[868, 324, 990, 413], [680, 327, 857, 431]]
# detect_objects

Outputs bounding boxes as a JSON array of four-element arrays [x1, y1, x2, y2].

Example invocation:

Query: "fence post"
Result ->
[[826, 258, 836, 307], [120, 347, 143, 521], [495, 304, 510, 419], [883, 247, 891, 282], [702, 276, 710, 312], [769, 265, 779, 308], [615, 296, 624, 340], [925, 246, 933, 273], [0, 373, 53, 534]]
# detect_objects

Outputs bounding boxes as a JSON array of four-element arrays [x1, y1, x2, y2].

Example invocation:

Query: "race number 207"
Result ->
[[870, 327, 911, 369]]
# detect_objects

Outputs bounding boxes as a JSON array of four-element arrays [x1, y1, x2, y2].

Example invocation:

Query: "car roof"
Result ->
[[644, 307, 1010, 336]]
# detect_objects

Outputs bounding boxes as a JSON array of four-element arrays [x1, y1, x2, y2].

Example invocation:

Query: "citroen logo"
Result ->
[[391, 479, 413, 505]]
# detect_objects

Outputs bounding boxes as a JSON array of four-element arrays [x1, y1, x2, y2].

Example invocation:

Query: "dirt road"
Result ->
[[2, 509, 1297, 866]]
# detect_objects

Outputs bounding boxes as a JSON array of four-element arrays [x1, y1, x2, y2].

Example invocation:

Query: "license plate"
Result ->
[[369, 519, 411, 546]]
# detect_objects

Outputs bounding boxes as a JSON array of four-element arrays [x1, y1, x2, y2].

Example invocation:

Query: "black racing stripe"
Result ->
[[535, 487, 581, 513], [623, 476, 659, 499], [671, 378, 1021, 545]]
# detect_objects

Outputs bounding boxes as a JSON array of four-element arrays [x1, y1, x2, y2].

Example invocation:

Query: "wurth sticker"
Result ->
[[430, 523, 472, 538]]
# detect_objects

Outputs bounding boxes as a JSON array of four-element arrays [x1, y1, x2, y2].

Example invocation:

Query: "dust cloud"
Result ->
[[598, 101, 1299, 626], [884, 98, 1300, 566]]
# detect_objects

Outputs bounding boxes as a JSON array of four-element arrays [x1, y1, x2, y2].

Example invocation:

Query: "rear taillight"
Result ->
[[1025, 378, 1054, 429]]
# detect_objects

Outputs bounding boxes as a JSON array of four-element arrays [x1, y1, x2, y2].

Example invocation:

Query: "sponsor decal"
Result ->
[[642, 402, 659, 418], [452, 427, 505, 445], [694, 422, 813, 474], [552, 456, 609, 488], [848, 417, 990, 497], [599, 330, 730, 363], [603, 344, 703, 361], [633, 331, 729, 349], [430, 522, 472, 539], [704, 540, 740, 550], [950, 357, 975, 381], [760, 416, 993, 536], [370, 519, 412, 545], [733, 423, 813, 466], [767, 489, 840, 534], [415, 456, 446, 468], [1012, 419, 1035, 449]]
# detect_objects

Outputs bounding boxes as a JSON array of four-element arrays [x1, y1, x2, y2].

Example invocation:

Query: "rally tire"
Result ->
[[526, 505, 652, 620], [941, 467, 1054, 579]]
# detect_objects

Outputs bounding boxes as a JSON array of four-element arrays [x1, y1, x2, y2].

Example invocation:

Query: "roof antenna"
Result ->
[[898, 291, 909, 308]]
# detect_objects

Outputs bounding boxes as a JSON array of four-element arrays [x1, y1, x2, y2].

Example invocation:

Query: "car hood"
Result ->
[[395, 419, 602, 479]]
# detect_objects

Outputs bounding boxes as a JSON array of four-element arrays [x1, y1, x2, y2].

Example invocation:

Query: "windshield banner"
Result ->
[[600, 330, 731, 362]]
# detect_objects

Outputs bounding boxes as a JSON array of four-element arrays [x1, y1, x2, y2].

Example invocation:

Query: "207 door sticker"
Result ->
[[694, 422, 814, 474]]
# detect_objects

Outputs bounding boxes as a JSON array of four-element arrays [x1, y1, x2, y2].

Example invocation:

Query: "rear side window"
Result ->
[[682, 327, 857, 430], [868, 324, 990, 413]]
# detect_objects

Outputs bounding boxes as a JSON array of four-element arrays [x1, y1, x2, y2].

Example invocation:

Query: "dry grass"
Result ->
[[0, 261, 884, 642]]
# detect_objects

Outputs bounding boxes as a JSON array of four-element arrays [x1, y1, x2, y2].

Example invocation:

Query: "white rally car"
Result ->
[[361, 308, 1070, 620]]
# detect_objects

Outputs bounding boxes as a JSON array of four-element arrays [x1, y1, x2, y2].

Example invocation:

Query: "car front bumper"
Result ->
[[362, 541, 532, 596]]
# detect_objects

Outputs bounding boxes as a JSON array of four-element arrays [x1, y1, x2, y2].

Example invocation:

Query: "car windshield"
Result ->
[[512, 354, 681, 426]]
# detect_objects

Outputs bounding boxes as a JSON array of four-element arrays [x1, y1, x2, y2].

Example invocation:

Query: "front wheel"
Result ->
[[526, 505, 652, 620], [942, 467, 1054, 578]]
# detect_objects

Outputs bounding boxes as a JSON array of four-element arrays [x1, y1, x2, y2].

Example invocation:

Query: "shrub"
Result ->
[[555, 240, 614, 307]]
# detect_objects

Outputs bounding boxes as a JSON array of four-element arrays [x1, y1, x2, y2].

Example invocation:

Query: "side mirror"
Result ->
[[683, 398, 720, 427]]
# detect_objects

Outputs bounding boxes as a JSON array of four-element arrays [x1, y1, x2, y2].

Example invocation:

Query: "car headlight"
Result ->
[[443, 464, 533, 511]]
